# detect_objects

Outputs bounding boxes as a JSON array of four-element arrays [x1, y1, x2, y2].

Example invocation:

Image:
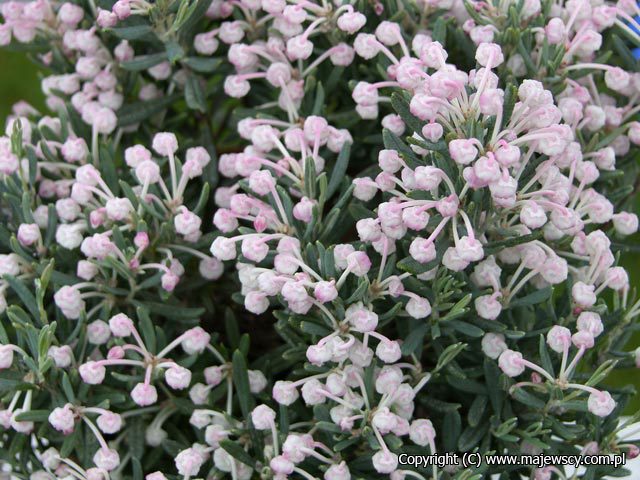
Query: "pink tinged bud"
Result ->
[[251, 404, 276, 430], [151, 132, 178, 156], [372, 451, 398, 474], [606, 267, 628, 291], [409, 238, 437, 264], [406, 296, 432, 319], [96, 411, 122, 434], [0, 146, 19, 175], [481, 333, 507, 359], [198, 257, 223, 281], [213, 209, 239, 233], [9, 409, 33, 433], [442, 247, 473, 277], [495, 143, 521, 167], [248, 170, 276, 196], [475, 294, 502, 320], [576, 312, 603, 337], [17, 224, 40, 247], [545, 18, 566, 44], [604, 67, 630, 92], [546, 326, 572, 353], [337, 11, 366, 34], [314, 280, 338, 303], [47, 345, 73, 368], [272, 380, 299, 405], [131, 383, 158, 406], [520, 201, 547, 229], [356, 218, 382, 242], [224, 75, 250, 98], [194, 31, 219, 54], [346, 251, 371, 276], [325, 462, 350, 480], [540, 255, 568, 284], [414, 165, 443, 190], [354, 33, 380, 59], [204, 424, 228, 447], [346, 303, 379, 332], [456, 236, 484, 262], [409, 419, 436, 446], [135, 160, 161, 184], [479, 88, 504, 116], [54, 286, 85, 319], [475, 42, 504, 67], [381, 114, 405, 136], [436, 194, 460, 217], [306, 343, 333, 366], [378, 150, 403, 173], [613, 212, 638, 236], [112, 1, 131, 20], [270, 455, 295, 475], [87, 320, 110, 345], [422, 122, 443, 142], [210, 237, 237, 261], [108, 346, 125, 360], [372, 407, 398, 434], [293, 196, 315, 222], [131, 233, 149, 251], [286, 35, 313, 60], [175, 448, 205, 477], [108, 313, 134, 337], [498, 349, 525, 377], [572, 330, 594, 349], [410, 93, 440, 121], [204, 366, 224, 386], [241, 237, 269, 263], [403, 206, 430, 230], [587, 391, 616, 417], [174, 208, 202, 237], [93, 448, 120, 471], [181, 327, 211, 355], [244, 291, 269, 314], [248, 370, 267, 393], [353, 82, 379, 106], [571, 282, 596, 308], [376, 340, 402, 363], [473, 155, 501, 184], [79, 361, 106, 384], [58, 3, 85, 25], [165, 366, 192, 390], [125, 145, 152, 168], [55, 198, 81, 222], [0, 346, 13, 370], [352, 177, 378, 201], [96, 9, 118, 27], [333, 244, 355, 270], [105, 198, 133, 221], [61, 137, 88, 163]]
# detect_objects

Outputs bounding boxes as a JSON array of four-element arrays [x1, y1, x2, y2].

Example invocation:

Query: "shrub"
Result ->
[[1, 1, 640, 479]]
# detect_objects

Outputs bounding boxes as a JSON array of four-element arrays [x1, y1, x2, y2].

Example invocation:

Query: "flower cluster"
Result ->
[[1, 1, 640, 480]]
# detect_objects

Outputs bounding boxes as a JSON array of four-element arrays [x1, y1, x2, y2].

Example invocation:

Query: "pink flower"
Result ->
[[130, 383, 158, 406], [498, 349, 525, 377], [250, 405, 276, 430], [587, 391, 616, 417], [49, 404, 75, 434]]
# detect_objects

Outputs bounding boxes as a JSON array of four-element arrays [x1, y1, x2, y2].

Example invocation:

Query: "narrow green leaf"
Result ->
[[232, 350, 254, 417], [327, 142, 351, 200]]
